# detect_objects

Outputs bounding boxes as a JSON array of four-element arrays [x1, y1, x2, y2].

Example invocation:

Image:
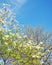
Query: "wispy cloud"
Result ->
[[9, 0, 27, 12], [14, 0, 27, 5]]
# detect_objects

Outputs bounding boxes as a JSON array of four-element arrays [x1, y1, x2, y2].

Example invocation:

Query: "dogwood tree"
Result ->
[[0, 4, 45, 65]]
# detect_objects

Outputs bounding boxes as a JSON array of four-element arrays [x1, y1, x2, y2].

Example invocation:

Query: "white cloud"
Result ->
[[17, 0, 27, 5], [9, 0, 27, 11]]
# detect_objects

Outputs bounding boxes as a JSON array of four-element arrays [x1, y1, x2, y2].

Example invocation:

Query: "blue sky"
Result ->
[[0, 0, 52, 31]]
